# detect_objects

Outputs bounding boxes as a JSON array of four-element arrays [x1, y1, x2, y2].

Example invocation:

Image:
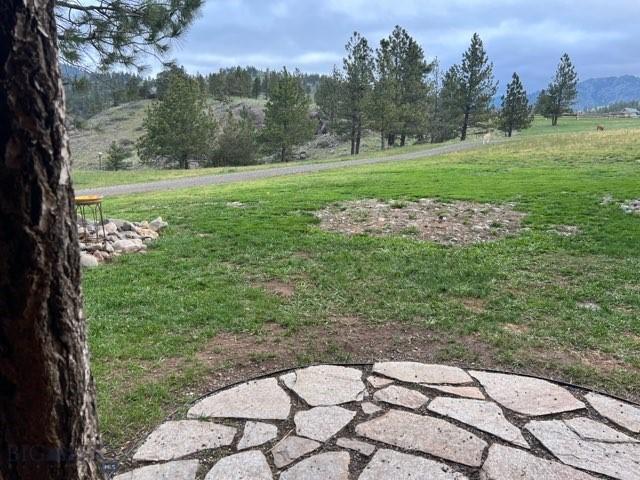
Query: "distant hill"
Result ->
[[529, 75, 640, 111]]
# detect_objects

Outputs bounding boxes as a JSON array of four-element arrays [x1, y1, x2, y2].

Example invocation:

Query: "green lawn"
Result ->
[[84, 126, 640, 449], [521, 115, 640, 136]]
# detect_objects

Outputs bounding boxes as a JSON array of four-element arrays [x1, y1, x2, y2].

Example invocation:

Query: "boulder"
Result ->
[[80, 253, 99, 268], [103, 222, 118, 234], [149, 217, 168, 232], [113, 239, 144, 253]]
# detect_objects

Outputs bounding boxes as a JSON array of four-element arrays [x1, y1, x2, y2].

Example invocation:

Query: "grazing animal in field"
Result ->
[[596, 125, 605, 131], [482, 131, 493, 144]]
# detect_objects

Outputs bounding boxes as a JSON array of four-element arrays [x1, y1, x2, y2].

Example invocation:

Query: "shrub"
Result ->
[[208, 109, 259, 167], [105, 140, 130, 170]]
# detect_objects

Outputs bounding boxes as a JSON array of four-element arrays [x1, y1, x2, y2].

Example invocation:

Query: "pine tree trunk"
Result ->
[[281, 146, 286, 163], [355, 119, 362, 155], [388, 133, 395, 147], [380, 132, 385, 150], [461, 110, 470, 141], [0, 1, 103, 479], [400, 134, 406, 147], [350, 116, 356, 155]]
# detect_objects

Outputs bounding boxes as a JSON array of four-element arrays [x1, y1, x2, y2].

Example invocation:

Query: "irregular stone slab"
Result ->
[[282, 365, 366, 406], [423, 385, 484, 400], [427, 397, 528, 448], [373, 362, 471, 384], [373, 385, 428, 410], [188, 378, 291, 420], [271, 435, 320, 468], [526, 419, 640, 480], [113, 460, 199, 480], [133, 420, 236, 461], [481, 444, 597, 480], [469, 371, 584, 415], [586, 392, 640, 433], [336, 437, 376, 456], [295, 406, 356, 441], [355, 409, 487, 467], [367, 376, 394, 388], [205, 451, 272, 480], [237, 421, 278, 450], [565, 417, 638, 443], [280, 452, 350, 480], [361, 402, 382, 415], [359, 449, 468, 480]]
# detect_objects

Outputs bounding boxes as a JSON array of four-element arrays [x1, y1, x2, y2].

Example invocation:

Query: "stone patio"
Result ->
[[115, 362, 640, 479]]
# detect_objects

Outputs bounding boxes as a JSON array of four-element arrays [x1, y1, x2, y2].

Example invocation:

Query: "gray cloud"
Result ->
[[164, 0, 640, 91]]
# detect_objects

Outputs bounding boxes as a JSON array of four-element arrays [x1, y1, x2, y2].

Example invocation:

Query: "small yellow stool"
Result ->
[[75, 194, 106, 243]]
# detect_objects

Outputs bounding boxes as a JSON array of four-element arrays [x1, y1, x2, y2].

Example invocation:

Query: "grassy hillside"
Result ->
[[69, 96, 425, 173], [69, 99, 152, 169], [83, 124, 640, 449]]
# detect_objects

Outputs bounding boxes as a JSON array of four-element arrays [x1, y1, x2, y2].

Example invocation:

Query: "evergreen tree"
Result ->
[[499, 72, 532, 137], [209, 109, 259, 166], [209, 71, 229, 101], [315, 67, 345, 130], [544, 54, 579, 126], [386, 26, 432, 146], [252, 76, 262, 98], [105, 140, 131, 170], [343, 32, 374, 155], [137, 72, 216, 169], [435, 65, 465, 142], [534, 89, 551, 116], [457, 34, 498, 140], [55, 0, 203, 70], [368, 37, 399, 149], [261, 69, 314, 162], [156, 63, 188, 99]]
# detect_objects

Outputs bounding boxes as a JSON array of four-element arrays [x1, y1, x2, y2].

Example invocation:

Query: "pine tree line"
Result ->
[[124, 27, 580, 169], [314, 28, 578, 153]]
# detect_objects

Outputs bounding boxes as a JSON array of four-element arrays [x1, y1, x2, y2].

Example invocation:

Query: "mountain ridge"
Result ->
[[529, 75, 640, 111]]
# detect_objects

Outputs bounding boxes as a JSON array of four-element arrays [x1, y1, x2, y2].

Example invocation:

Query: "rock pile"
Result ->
[[316, 199, 526, 246], [621, 199, 640, 215], [78, 217, 168, 268]]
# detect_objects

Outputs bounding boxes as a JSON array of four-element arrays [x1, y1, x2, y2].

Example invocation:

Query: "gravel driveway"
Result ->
[[76, 140, 495, 197]]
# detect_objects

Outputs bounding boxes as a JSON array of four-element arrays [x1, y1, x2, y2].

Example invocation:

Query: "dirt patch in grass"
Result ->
[[526, 346, 633, 375], [193, 318, 496, 393], [502, 323, 531, 335], [461, 297, 488, 314], [255, 279, 296, 298], [316, 199, 526, 246]]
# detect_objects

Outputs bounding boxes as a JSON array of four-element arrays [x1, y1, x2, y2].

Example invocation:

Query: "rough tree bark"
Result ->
[[0, 1, 103, 479]]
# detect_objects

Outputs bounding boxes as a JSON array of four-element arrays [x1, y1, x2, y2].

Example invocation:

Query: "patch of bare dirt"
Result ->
[[255, 279, 296, 299], [502, 323, 531, 335], [315, 199, 526, 246], [526, 346, 635, 376], [461, 297, 488, 314]]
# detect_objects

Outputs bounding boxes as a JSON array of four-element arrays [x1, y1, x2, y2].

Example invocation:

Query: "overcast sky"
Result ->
[[164, 0, 640, 92]]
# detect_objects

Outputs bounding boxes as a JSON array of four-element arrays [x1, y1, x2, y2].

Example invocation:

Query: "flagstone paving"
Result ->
[[118, 363, 640, 479]]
